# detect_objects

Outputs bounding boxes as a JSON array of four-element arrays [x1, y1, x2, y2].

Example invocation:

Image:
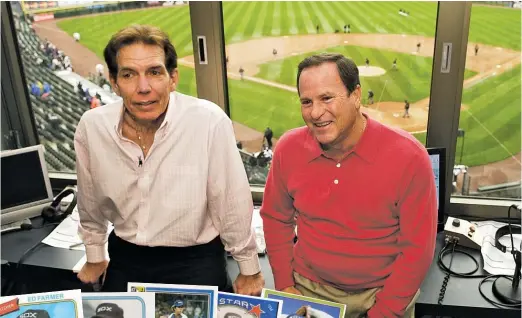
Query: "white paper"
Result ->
[[82, 292, 155, 318], [252, 207, 266, 254], [42, 207, 113, 251], [476, 220, 522, 275]]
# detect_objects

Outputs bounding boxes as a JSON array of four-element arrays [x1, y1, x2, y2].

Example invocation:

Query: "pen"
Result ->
[[68, 242, 83, 249]]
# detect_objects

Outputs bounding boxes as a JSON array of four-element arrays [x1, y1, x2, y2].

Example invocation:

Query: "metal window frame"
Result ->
[[1, 2, 39, 149]]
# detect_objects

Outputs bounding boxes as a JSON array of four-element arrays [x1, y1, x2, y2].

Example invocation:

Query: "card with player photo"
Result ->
[[218, 292, 282, 318], [82, 292, 155, 318], [128, 282, 218, 318], [261, 289, 346, 318], [0, 289, 84, 318]]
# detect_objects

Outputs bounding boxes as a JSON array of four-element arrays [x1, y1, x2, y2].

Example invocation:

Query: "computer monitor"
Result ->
[[1, 145, 54, 224], [427, 147, 446, 226]]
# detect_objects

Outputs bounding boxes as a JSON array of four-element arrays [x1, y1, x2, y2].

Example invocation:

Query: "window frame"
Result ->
[[1, 2, 40, 149]]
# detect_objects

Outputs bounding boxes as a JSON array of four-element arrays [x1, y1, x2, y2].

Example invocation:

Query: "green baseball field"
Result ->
[[56, 2, 521, 168]]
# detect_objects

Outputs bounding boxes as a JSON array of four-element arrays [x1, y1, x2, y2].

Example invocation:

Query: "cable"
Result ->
[[5, 222, 59, 295], [479, 275, 522, 308], [438, 240, 487, 278], [16, 241, 45, 270], [438, 240, 456, 304], [4, 240, 46, 296], [507, 205, 517, 260], [31, 222, 60, 229]]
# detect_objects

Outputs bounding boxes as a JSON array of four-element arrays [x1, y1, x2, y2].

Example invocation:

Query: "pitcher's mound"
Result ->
[[359, 66, 386, 77]]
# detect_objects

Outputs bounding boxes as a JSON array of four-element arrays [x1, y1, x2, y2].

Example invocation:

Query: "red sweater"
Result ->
[[260, 115, 437, 317]]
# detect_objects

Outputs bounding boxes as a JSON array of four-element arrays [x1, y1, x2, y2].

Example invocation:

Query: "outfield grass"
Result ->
[[469, 5, 521, 50], [456, 65, 521, 166], [57, 2, 521, 59], [257, 45, 477, 103], [223, 2, 520, 50]]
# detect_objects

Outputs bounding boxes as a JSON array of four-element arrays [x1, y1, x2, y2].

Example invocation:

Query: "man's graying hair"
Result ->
[[104, 24, 177, 80], [296, 53, 360, 95]]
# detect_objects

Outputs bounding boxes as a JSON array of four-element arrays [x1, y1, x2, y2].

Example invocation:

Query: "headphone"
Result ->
[[41, 188, 77, 223], [495, 224, 522, 253]]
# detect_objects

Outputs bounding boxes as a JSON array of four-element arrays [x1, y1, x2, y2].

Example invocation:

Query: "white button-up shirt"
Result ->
[[74, 91, 260, 275]]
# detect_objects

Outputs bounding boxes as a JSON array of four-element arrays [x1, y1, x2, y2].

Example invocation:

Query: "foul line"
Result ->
[[464, 109, 521, 165], [375, 79, 389, 112]]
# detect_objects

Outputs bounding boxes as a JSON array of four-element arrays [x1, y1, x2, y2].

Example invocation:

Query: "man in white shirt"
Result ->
[[75, 25, 263, 294]]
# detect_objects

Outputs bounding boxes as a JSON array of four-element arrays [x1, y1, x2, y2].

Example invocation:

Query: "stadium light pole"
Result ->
[[457, 128, 465, 164]]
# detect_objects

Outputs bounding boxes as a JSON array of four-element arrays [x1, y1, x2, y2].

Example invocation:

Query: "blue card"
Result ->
[[218, 292, 282, 318]]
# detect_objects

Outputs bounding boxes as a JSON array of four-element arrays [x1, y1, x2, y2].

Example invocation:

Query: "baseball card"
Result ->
[[0, 289, 83, 318], [82, 292, 155, 318], [128, 282, 218, 318], [218, 292, 282, 318], [261, 289, 346, 318]]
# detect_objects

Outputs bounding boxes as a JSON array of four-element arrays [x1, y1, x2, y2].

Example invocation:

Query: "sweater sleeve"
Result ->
[[367, 151, 437, 317], [260, 140, 297, 290]]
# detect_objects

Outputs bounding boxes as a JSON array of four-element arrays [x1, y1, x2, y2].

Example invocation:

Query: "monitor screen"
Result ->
[[429, 153, 440, 209], [427, 147, 446, 226], [1, 145, 53, 217]]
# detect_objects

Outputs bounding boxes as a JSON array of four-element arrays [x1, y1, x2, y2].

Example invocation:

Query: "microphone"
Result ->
[[138, 156, 143, 167]]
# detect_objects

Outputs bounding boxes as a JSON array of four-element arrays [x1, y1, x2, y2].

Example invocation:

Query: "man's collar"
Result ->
[[303, 112, 379, 164]]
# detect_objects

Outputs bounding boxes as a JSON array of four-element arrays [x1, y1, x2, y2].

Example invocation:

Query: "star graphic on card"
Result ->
[[248, 304, 265, 317]]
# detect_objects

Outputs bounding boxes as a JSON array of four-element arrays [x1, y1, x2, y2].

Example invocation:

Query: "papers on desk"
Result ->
[[252, 206, 267, 254], [476, 220, 522, 275], [42, 207, 113, 251], [42, 208, 85, 251]]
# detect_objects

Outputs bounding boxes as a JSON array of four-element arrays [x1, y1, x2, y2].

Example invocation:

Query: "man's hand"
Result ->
[[233, 272, 265, 296], [77, 260, 108, 284], [282, 286, 303, 295]]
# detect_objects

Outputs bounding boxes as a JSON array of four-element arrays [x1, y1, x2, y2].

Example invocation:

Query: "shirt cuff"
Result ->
[[237, 254, 261, 276], [85, 244, 109, 263]]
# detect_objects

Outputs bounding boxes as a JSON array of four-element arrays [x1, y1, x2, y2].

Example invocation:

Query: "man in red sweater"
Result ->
[[260, 53, 437, 318]]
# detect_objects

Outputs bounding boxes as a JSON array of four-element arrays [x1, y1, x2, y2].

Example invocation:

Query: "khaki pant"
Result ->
[[294, 272, 419, 318]]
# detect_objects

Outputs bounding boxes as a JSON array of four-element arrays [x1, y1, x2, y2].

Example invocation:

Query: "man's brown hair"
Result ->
[[296, 53, 360, 95], [103, 24, 177, 80]]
